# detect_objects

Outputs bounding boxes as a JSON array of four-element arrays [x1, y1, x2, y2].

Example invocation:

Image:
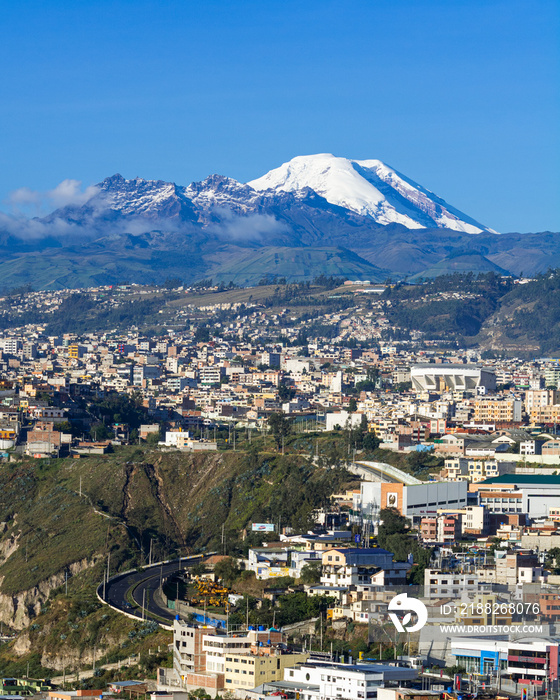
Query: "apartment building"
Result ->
[[444, 457, 516, 483], [320, 548, 408, 587], [423, 569, 484, 599], [172, 620, 305, 695], [247, 547, 291, 580], [540, 593, 560, 622], [473, 398, 523, 423], [525, 389, 560, 411], [419, 514, 460, 543], [529, 404, 560, 424], [452, 592, 512, 627], [202, 632, 253, 674], [224, 649, 308, 691]]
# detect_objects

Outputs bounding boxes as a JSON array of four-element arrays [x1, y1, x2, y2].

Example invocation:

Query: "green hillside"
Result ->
[[0, 444, 351, 600], [0, 442, 353, 676], [208, 245, 386, 285], [409, 251, 509, 281]]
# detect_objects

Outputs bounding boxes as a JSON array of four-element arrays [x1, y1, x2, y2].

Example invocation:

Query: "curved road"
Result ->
[[99, 556, 204, 626]]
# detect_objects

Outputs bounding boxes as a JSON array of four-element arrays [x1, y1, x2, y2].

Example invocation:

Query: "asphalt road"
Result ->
[[101, 556, 203, 624]]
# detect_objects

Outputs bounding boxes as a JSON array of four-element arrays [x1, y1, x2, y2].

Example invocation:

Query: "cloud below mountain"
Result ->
[[210, 208, 288, 242], [7, 179, 100, 216]]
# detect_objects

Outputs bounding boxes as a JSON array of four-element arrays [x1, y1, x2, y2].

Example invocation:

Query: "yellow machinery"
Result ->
[[190, 577, 230, 609]]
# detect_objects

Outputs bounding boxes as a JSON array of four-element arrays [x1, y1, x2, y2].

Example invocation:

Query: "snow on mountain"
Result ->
[[97, 174, 197, 222], [247, 153, 495, 234], [44, 157, 495, 238]]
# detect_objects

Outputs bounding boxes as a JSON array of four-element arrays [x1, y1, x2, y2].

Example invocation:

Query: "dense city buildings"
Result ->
[[3, 282, 560, 699]]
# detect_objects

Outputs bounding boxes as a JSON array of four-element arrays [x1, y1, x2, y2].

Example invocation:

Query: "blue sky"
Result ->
[[0, 0, 558, 232]]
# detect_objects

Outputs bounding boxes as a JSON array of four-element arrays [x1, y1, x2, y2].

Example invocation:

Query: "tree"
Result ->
[[278, 384, 296, 402], [362, 431, 379, 452], [378, 508, 409, 544], [213, 557, 241, 585], [194, 326, 211, 343], [188, 690, 211, 700], [190, 562, 207, 577], [90, 422, 111, 441], [348, 398, 358, 412], [53, 420, 73, 433], [546, 547, 560, 571], [146, 431, 161, 445], [299, 562, 322, 585], [268, 412, 292, 449]]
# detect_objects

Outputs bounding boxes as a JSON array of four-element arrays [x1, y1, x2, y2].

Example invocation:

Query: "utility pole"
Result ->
[[142, 588, 146, 620]]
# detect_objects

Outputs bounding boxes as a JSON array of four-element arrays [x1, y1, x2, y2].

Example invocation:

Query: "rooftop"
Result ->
[[481, 474, 560, 485]]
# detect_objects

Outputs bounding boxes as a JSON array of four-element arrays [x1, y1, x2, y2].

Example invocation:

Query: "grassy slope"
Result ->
[[207, 246, 384, 285], [0, 442, 352, 596], [0, 439, 354, 675]]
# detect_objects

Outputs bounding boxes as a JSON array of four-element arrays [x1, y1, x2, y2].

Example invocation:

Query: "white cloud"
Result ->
[[7, 179, 99, 215], [211, 207, 288, 241]]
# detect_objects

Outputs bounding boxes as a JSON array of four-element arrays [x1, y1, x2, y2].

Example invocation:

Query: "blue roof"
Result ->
[[327, 547, 393, 555], [111, 681, 145, 687]]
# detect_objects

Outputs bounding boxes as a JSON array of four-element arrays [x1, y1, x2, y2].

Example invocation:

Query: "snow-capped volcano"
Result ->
[[248, 153, 494, 234]]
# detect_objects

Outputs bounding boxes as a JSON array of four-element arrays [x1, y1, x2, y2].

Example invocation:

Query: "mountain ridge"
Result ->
[[0, 155, 558, 289]]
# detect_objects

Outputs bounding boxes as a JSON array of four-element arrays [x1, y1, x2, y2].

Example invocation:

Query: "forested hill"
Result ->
[[381, 270, 560, 354]]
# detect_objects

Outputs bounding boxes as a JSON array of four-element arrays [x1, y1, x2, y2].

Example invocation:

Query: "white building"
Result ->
[[424, 569, 488, 599], [279, 661, 417, 700], [360, 481, 468, 520], [326, 411, 364, 431], [320, 548, 409, 588], [202, 632, 252, 674]]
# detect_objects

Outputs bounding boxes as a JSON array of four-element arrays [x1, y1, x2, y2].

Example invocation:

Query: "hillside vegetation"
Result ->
[[0, 444, 352, 601], [382, 270, 560, 354], [0, 441, 354, 676]]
